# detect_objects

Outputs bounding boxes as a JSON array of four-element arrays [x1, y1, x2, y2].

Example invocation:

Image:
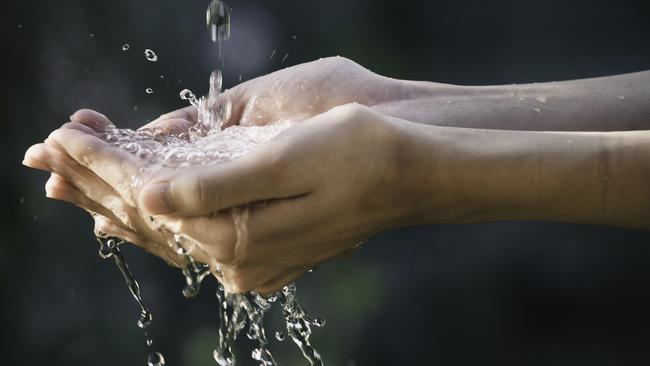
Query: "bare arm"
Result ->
[[398, 121, 650, 230], [377, 70, 650, 131]]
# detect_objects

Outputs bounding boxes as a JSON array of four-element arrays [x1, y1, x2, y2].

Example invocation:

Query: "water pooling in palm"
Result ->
[[94, 1, 326, 365]]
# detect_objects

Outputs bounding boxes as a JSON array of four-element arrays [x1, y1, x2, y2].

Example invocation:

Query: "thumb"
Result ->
[[138, 153, 304, 216]]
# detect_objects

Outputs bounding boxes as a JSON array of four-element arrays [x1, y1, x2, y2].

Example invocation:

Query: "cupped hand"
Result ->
[[222, 56, 405, 127], [23, 109, 218, 270], [137, 104, 409, 293]]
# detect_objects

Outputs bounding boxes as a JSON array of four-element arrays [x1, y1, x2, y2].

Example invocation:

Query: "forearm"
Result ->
[[377, 70, 650, 131], [395, 120, 650, 230]]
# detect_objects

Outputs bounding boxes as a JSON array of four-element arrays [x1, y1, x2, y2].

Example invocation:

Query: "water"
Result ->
[[146, 88, 154, 94], [90, 1, 326, 364], [95, 235, 164, 364], [145, 49, 158, 62], [147, 352, 166, 366], [122, 43, 131, 51], [95, 64, 326, 365], [207, 0, 231, 43]]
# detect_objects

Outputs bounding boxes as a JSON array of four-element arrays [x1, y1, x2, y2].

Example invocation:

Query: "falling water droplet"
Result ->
[[179, 89, 199, 107], [207, 0, 231, 42], [122, 43, 130, 51], [275, 331, 285, 341], [147, 352, 165, 366], [138, 311, 152, 329], [144, 49, 158, 62], [146, 339, 154, 346], [145, 88, 154, 94], [312, 318, 326, 327]]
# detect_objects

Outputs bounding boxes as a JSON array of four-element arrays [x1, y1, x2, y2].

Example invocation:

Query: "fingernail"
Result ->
[[140, 181, 174, 214]]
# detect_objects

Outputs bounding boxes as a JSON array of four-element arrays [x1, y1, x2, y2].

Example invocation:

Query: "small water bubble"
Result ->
[[146, 339, 154, 346], [105, 134, 119, 144], [187, 151, 207, 164], [146, 88, 154, 94], [137, 148, 154, 160], [147, 352, 165, 366], [17, 24, 23, 29], [292, 35, 297, 40], [122, 43, 130, 51], [275, 331, 285, 341], [618, 95, 626, 100], [90, 33, 94, 38], [144, 49, 158, 62], [281, 53, 289, 63], [207, 0, 231, 42], [20, 197, 24, 204], [251, 348, 262, 360], [133, 105, 139, 112], [164, 148, 187, 166], [270, 49, 276, 59], [121, 142, 140, 153], [536, 96, 547, 103]]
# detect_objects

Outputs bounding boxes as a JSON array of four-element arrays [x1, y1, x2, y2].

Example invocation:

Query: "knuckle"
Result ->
[[334, 103, 372, 122]]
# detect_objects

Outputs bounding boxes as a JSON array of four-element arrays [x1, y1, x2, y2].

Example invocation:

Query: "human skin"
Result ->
[[23, 57, 650, 293]]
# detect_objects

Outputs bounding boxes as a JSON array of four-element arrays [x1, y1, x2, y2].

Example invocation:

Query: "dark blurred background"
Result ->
[[3, 0, 650, 365]]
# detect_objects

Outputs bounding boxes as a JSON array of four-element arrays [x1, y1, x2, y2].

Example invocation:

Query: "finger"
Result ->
[[220, 87, 246, 128], [70, 109, 114, 131], [141, 118, 193, 135], [139, 106, 198, 132], [40, 140, 137, 228], [174, 211, 238, 264], [23, 143, 51, 171], [138, 149, 308, 216], [45, 173, 125, 224], [46, 128, 146, 203], [93, 215, 181, 267], [60, 121, 101, 137], [255, 268, 306, 296]]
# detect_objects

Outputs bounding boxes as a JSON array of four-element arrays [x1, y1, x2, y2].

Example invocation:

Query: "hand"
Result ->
[[221, 56, 405, 127], [137, 104, 409, 293], [23, 109, 220, 270], [29, 104, 410, 294]]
